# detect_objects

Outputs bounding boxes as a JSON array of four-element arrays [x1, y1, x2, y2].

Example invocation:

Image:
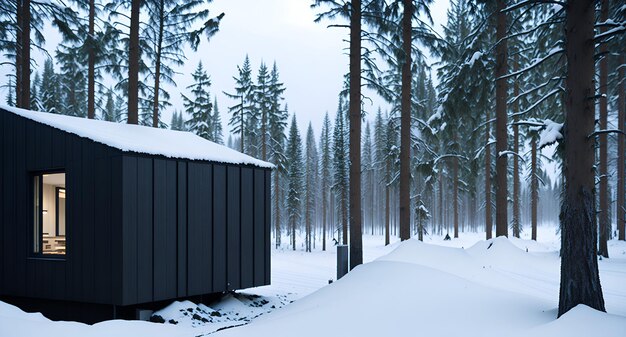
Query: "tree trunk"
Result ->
[[274, 171, 281, 248], [453, 156, 459, 238], [152, 0, 165, 128], [322, 176, 327, 251], [495, 0, 508, 238], [291, 218, 295, 251], [618, 54, 625, 241], [370, 169, 374, 235], [439, 168, 444, 235], [17, 0, 31, 110], [240, 97, 245, 153], [512, 54, 520, 238], [531, 138, 538, 241], [87, 0, 95, 119], [348, 0, 363, 269], [485, 110, 493, 239], [597, 0, 609, 257], [127, 0, 140, 124], [385, 178, 390, 246], [558, 0, 606, 317], [15, 0, 23, 108], [399, 0, 412, 242]]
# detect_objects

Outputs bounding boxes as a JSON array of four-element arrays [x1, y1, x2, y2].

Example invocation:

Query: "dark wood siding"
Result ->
[[240, 167, 254, 289], [176, 162, 187, 297], [186, 162, 213, 296], [227, 166, 241, 290], [253, 169, 265, 286], [0, 110, 122, 306], [213, 165, 227, 292]]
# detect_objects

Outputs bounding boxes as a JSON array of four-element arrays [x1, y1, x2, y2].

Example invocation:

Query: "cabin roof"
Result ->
[[2, 105, 273, 168]]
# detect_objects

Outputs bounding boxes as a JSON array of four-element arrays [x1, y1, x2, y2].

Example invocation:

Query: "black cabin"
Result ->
[[0, 106, 272, 323]]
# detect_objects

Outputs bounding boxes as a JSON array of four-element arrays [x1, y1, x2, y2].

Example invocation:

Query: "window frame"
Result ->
[[30, 169, 67, 260]]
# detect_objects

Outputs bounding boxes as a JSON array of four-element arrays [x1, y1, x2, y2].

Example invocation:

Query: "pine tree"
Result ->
[[40, 59, 61, 114], [225, 55, 254, 153], [270, 97, 288, 248], [57, 45, 87, 116], [597, 0, 610, 258], [182, 62, 213, 140], [286, 114, 303, 251], [383, 111, 400, 244], [494, 0, 508, 238], [170, 111, 180, 130], [103, 88, 117, 122], [127, 0, 141, 124], [333, 96, 349, 245], [30, 71, 41, 110], [319, 112, 332, 251], [211, 98, 224, 144], [304, 123, 318, 252], [142, 0, 223, 128], [362, 121, 374, 235], [6, 79, 15, 106], [558, 0, 605, 317], [373, 108, 386, 237], [254, 61, 271, 160]]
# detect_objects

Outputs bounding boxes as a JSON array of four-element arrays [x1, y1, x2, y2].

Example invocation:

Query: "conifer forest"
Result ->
[[0, 0, 625, 332]]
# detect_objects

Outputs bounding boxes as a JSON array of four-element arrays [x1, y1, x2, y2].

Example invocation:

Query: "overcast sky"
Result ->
[[1, 0, 451, 138], [198, 0, 450, 137]]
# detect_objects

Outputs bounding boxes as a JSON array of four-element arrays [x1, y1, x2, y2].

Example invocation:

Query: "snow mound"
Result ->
[[513, 305, 626, 337], [217, 259, 554, 337]]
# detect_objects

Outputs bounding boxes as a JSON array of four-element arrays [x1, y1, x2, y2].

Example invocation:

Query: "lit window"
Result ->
[[33, 172, 66, 256]]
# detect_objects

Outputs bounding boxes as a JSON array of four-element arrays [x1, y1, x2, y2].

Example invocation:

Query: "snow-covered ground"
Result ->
[[2, 225, 625, 336]]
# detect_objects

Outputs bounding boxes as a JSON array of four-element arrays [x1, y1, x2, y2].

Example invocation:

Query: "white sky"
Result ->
[[1, 0, 451, 138]]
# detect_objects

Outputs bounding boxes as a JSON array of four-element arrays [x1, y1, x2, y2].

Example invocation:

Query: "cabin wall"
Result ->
[[120, 155, 271, 305], [0, 111, 123, 305]]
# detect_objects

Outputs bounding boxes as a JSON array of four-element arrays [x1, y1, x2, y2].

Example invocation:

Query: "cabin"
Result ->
[[0, 106, 272, 323]]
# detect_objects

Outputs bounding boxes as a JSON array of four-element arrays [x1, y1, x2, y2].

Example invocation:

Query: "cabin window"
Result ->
[[32, 172, 66, 256]]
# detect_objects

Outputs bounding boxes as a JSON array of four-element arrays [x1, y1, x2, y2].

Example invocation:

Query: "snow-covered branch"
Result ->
[[498, 47, 564, 80]]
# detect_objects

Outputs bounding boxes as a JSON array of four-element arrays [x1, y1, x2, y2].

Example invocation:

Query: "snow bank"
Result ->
[[512, 305, 626, 337], [1, 105, 273, 168], [2, 233, 625, 337], [216, 237, 625, 336]]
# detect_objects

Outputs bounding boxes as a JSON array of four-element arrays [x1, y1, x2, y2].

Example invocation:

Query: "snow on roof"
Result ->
[[1, 105, 273, 169]]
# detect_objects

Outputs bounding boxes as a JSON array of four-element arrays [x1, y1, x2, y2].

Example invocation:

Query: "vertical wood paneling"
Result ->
[[14, 117, 27, 296], [187, 162, 212, 295], [265, 170, 271, 284], [111, 155, 123, 304], [137, 157, 153, 303], [0, 114, 3, 294], [67, 135, 83, 301], [2, 114, 16, 295], [253, 169, 265, 286], [93, 149, 112, 303], [165, 160, 177, 297], [227, 166, 241, 290], [121, 156, 138, 304], [81, 140, 96, 299], [176, 162, 187, 297], [153, 159, 176, 301], [240, 167, 254, 289], [213, 165, 227, 292]]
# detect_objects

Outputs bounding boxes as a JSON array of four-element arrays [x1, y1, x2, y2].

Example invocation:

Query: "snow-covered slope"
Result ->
[[1, 233, 625, 337], [1, 105, 273, 168], [216, 238, 626, 337]]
